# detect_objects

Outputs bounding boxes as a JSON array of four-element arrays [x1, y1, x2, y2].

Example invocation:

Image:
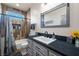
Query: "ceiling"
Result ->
[[4, 3, 41, 11]]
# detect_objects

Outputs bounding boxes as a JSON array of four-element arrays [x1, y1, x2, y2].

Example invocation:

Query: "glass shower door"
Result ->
[[0, 4, 6, 56]]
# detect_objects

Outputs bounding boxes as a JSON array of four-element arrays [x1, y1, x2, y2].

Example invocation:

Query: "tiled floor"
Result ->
[[14, 52, 22, 56], [14, 52, 30, 56]]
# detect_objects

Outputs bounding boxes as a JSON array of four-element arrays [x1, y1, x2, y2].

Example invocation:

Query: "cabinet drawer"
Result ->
[[33, 42, 48, 56]]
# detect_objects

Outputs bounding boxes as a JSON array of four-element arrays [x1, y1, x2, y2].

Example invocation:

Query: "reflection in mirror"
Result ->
[[41, 3, 70, 28]]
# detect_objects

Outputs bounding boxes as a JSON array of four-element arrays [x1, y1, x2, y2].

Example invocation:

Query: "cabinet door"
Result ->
[[36, 51, 44, 56], [28, 39, 34, 56], [33, 41, 48, 56], [49, 49, 62, 56], [28, 39, 33, 48], [28, 48, 33, 56], [28, 39, 37, 56], [32, 50, 36, 56]]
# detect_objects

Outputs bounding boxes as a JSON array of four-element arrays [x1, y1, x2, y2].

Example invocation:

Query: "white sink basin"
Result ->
[[33, 36, 56, 44]]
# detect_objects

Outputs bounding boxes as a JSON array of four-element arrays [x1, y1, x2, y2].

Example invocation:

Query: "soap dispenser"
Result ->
[[52, 32, 55, 39]]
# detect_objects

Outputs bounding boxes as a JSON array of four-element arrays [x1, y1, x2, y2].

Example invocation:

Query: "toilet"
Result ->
[[15, 39, 28, 55]]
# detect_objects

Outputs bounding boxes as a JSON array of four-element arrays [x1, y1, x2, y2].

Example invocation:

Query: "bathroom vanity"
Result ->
[[28, 38, 62, 56], [27, 33, 79, 56]]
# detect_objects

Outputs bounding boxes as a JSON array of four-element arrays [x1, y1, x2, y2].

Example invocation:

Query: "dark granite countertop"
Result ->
[[49, 40, 79, 56], [28, 35, 79, 56]]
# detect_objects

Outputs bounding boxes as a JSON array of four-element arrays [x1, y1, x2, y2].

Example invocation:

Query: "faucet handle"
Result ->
[[44, 31, 48, 37]]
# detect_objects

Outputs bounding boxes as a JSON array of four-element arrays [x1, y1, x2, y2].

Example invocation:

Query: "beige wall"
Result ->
[[30, 3, 79, 36]]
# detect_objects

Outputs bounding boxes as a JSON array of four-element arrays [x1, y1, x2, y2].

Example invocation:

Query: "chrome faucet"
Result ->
[[44, 31, 48, 34], [44, 31, 48, 37]]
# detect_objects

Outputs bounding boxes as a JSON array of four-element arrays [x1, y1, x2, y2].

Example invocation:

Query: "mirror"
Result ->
[[41, 3, 70, 28]]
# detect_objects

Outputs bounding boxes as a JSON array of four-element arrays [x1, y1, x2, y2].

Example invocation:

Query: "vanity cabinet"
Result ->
[[28, 39, 33, 48], [28, 39, 48, 56], [28, 48, 33, 56], [28, 39, 62, 56], [28, 39, 36, 56], [33, 41, 48, 56]]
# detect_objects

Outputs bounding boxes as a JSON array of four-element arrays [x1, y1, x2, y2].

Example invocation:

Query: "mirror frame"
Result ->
[[41, 3, 70, 28]]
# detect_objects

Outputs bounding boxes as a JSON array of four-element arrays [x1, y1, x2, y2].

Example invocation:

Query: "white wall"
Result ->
[[30, 3, 79, 36], [41, 3, 61, 13], [30, 4, 41, 24], [30, 4, 41, 31]]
